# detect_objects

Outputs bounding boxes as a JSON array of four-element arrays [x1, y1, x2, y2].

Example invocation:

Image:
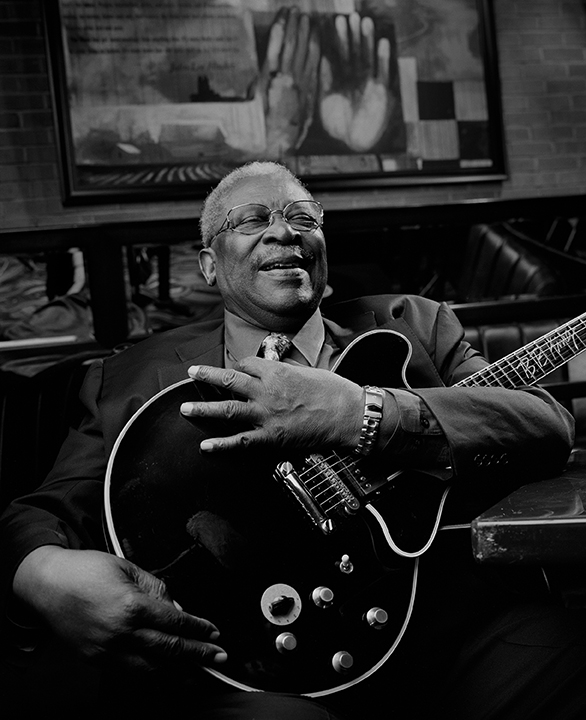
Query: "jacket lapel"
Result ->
[[155, 300, 406, 391], [157, 323, 224, 390]]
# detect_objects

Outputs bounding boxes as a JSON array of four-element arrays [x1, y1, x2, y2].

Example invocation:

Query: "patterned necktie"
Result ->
[[261, 332, 292, 361]]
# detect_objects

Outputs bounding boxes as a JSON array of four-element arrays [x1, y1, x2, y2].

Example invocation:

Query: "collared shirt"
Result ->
[[224, 307, 332, 368], [223, 309, 450, 470]]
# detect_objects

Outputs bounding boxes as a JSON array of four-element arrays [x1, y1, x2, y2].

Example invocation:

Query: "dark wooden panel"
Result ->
[[2, 194, 586, 253]]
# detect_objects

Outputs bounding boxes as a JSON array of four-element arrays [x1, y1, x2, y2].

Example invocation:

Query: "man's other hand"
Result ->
[[13, 547, 227, 672]]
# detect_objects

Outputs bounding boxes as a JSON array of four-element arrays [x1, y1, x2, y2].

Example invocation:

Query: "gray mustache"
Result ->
[[259, 246, 315, 266]]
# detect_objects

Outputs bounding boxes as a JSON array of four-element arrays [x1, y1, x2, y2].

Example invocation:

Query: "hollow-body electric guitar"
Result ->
[[105, 314, 586, 697]]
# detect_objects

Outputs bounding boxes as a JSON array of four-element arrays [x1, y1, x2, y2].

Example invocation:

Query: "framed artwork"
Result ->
[[44, 0, 507, 203]]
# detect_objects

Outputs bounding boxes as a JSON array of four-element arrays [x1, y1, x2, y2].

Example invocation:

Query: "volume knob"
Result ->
[[332, 650, 354, 673], [366, 606, 388, 629], [275, 632, 297, 653], [312, 586, 334, 608]]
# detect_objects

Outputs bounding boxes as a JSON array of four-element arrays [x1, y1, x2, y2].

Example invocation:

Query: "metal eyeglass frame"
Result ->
[[208, 200, 324, 245]]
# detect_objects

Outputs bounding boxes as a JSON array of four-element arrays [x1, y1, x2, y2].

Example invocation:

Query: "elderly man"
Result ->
[[1, 162, 582, 718]]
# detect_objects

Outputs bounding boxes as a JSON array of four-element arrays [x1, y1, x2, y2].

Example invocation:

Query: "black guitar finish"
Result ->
[[105, 313, 586, 695], [105, 331, 423, 696]]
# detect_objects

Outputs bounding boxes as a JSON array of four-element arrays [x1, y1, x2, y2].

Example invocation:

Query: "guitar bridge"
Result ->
[[274, 455, 361, 534]]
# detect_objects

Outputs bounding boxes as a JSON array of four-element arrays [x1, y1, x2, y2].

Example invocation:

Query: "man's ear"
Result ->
[[198, 248, 217, 286]]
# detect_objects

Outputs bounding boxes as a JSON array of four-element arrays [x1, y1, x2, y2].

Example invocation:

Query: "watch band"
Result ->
[[354, 385, 385, 456]]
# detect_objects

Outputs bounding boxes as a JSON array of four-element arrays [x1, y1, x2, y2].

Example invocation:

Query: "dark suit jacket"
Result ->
[[0, 294, 574, 609]]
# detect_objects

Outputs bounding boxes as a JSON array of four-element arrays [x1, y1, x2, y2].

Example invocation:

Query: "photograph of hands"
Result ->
[[49, 0, 500, 194]]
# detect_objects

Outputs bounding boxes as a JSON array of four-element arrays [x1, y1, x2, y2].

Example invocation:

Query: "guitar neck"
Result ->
[[456, 312, 586, 390]]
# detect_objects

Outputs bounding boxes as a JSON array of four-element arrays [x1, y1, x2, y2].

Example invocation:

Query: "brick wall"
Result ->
[[497, 0, 586, 195], [1, 0, 586, 231]]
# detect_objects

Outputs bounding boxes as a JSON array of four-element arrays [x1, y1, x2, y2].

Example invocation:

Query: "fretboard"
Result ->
[[456, 312, 586, 390]]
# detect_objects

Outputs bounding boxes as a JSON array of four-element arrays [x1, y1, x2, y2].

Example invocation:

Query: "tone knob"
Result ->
[[275, 632, 297, 653], [332, 650, 354, 673], [366, 607, 388, 630], [312, 586, 334, 608]]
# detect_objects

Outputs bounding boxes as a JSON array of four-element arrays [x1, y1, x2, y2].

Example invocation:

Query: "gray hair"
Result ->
[[199, 161, 313, 247]]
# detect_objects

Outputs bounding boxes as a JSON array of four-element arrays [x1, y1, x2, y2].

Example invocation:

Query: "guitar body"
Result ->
[[105, 330, 440, 696], [106, 310, 586, 694], [106, 303, 586, 695]]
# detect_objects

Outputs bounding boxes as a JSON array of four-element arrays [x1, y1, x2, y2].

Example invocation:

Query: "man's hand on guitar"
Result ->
[[13, 546, 227, 672], [181, 358, 364, 453]]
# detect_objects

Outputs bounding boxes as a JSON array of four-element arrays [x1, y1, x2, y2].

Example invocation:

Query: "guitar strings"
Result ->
[[290, 318, 586, 557], [459, 315, 586, 390], [298, 454, 359, 496], [475, 333, 585, 389]]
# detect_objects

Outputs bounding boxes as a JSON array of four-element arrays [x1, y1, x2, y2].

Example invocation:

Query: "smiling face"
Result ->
[[199, 173, 328, 331]]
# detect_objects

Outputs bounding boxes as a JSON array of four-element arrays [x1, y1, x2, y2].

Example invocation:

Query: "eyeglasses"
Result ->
[[209, 200, 324, 245]]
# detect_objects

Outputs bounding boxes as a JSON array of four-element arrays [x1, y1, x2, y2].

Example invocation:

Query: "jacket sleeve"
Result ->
[[0, 360, 109, 644], [382, 299, 575, 483]]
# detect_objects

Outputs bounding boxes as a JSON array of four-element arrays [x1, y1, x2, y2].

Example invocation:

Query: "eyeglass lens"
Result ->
[[228, 201, 322, 235]]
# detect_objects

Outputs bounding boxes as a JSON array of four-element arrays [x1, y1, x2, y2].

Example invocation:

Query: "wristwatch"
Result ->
[[354, 385, 384, 456]]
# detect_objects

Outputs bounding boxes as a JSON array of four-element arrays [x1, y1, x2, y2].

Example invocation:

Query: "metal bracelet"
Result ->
[[354, 386, 384, 456]]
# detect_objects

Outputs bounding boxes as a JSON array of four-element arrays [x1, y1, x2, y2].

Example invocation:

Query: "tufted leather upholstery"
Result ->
[[456, 224, 560, 302]]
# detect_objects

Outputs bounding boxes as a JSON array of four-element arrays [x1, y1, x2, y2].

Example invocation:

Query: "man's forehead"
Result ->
[[223, 175, 310, 209]]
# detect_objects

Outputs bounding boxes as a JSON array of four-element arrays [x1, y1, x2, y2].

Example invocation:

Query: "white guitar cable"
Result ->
[[365, 485, 451, 558]]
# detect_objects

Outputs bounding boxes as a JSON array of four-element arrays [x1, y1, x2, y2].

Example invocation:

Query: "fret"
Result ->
[[515, 346, 555, 383], [481, 364, 504, 387], [500, 359, 528, 387], [494, 364, 520, 389], [457, 312, 586, 390]]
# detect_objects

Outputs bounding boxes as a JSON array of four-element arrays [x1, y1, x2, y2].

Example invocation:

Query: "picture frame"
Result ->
[[44, 0, 507, 204]]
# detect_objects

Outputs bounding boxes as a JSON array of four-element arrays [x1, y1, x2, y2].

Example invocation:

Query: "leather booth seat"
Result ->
[[455, 224, 560, 302]]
